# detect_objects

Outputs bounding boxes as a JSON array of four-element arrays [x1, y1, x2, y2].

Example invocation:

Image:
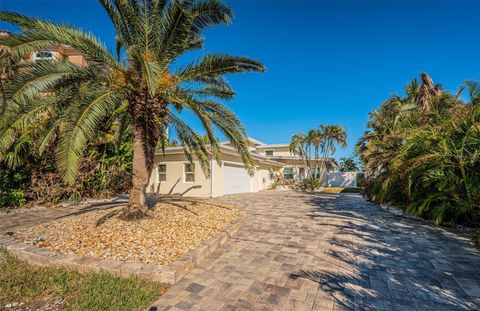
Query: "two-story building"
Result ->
[[0, 30, 88, 67], [147, 138, 338, 197]]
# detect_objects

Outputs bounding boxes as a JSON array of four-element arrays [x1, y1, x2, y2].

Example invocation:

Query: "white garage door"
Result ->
[[223, 163, 251, 195]]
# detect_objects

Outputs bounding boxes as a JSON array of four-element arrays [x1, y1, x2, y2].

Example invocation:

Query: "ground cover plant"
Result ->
[[357, 73, 480, 226], [0, 247, 165, 311]]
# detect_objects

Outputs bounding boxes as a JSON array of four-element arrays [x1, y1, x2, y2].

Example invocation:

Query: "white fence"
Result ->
[[326, 172, 358, 188]]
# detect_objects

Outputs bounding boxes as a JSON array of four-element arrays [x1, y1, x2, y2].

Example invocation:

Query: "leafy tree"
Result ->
[[0, 0, 264, 219], [318, 125, 347, 178], [357, 73, 480, 225], [289, 132, 309, 171], [339, 156, 359, 172], [290, 125, 347, 181]]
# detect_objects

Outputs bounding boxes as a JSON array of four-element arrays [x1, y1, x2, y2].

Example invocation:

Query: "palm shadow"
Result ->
[[289, 192, 480, 310]]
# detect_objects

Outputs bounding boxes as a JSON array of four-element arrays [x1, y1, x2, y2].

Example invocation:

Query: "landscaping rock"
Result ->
[[14, 200, 239, 265]]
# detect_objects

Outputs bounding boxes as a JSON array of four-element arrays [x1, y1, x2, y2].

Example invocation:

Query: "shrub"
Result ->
[[0, 168, 29, 208], [300, 177, 321, 191]]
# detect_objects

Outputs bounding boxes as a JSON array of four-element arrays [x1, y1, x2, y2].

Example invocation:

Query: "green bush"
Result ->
[[0, 168, 29, 208], [0, 189, 27, 207], [358, 76, 480, 226], [300, 177, 321, 191]]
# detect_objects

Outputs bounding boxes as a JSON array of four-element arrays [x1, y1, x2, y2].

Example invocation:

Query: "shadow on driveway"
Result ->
[[290, 192, 480, 310]]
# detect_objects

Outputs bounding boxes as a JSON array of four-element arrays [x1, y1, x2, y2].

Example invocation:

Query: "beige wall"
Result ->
[[253, 164, 276, 191], [257, 146, 291, 157], [148, 152, 279, 197], [67, 54, 87, 67], [147, 153, 213, 197]]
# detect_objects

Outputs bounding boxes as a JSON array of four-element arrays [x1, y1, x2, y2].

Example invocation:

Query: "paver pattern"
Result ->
[[1, 192, 479, 310], [150, 191, 480, 311]]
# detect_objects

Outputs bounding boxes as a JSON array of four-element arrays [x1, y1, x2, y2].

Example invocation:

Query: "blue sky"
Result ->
[[1, 0, 479, 160]]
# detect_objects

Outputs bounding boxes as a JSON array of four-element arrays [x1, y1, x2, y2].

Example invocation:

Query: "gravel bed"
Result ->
[[14, 200, 239, 265]]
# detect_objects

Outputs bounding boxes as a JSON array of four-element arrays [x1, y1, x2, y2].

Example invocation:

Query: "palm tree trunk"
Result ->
[[121, 126, 153, 220]]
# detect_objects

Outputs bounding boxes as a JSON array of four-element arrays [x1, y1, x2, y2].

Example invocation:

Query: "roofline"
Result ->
[[256, 143, 290, 148], [246, 137, 265, 146], [155, 145, 284, 167], [266, 156, 339, 167], [219, 137, 265, 146]]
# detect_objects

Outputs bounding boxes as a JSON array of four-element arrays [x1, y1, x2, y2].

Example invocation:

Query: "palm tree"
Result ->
[[318, 125, 347, 180], [416, 72, 442, 113], [307, 129, 321, 178], [357, 73, 480, 225], [0, 0, 264, 219], [339, 156, 359, 172], [289, 132, 309, 175]]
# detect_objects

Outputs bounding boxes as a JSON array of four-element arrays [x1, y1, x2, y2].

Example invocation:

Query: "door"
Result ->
[[223, 163, 252, 195]]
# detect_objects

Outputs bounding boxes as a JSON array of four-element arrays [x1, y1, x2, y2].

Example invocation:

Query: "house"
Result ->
[[147, 138, 339, 197], [0, 30, 88, 67], [27, 44, 88, 67]]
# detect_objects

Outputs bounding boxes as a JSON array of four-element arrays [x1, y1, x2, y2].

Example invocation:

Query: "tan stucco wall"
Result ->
[[257, 146, 291, 156], [67, 54, 87, 67], [148, 152, 279, 197], [253, 162, 277, 191], [147, 153, 213, 197]]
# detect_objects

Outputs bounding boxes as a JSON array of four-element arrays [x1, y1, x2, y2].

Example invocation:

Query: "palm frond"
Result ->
[[57, 89, 119, 183]]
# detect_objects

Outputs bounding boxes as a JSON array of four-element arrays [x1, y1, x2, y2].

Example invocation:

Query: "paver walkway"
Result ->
[[150, 191, 480, 311], [1, 192, 479, 310]]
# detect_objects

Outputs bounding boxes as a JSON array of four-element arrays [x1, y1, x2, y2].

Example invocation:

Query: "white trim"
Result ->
[[183, 162, 195, 183], [33, 51, 55, 62], [154, 145, 284, 167], [257, 144, 290, 148]]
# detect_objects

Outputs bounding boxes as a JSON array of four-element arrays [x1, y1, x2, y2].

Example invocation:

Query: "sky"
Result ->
[[1, 0, 479, 160]]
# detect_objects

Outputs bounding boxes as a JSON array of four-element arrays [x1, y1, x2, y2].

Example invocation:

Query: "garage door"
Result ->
[[223, 163, 252, 195]]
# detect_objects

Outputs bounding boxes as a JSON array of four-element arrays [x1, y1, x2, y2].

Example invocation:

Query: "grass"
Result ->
[[0, 247, 166, 311], [322, 187, 362, 193]]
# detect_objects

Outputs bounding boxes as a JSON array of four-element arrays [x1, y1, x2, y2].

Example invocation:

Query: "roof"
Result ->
[[266, 156, 339, 168], [219, 137, 265, 146], [256, 144, 290, 148], [155, 144, 284, 167]]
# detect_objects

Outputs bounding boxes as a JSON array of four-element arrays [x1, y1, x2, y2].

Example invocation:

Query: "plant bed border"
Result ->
[[0, 211, 246, 285]]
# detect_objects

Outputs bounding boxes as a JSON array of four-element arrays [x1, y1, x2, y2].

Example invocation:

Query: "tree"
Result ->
[[307, 129, 321, 177], [0, 0, 264, 219], [318, 125, 347, 179], [339, 156, 359, 172], [416, 72, 442, 114], [357, 73, 480, 225], [289, 132, 309, 174]]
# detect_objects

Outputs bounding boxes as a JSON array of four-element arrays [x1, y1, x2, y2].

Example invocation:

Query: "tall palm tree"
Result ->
[[307, 129, 321, 178], [416, 72, 442, 113], [318, 125, 347, 179], [289, 132, 309, 175], [0, 0, 264, 219]]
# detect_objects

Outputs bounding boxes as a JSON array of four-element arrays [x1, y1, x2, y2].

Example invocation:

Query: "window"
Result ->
[[33, 51, 54, 61], [265, 150, 274, 156], [283, 167, 294, 180], [157, 164, 166, 182], [184, 163, 195, 182]]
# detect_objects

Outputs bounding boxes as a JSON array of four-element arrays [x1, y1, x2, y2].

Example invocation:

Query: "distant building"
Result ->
[[0, 30, 88, 67]]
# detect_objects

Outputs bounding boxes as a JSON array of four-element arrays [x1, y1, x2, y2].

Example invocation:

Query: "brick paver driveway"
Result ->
[[150, 191, 480, 311]]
